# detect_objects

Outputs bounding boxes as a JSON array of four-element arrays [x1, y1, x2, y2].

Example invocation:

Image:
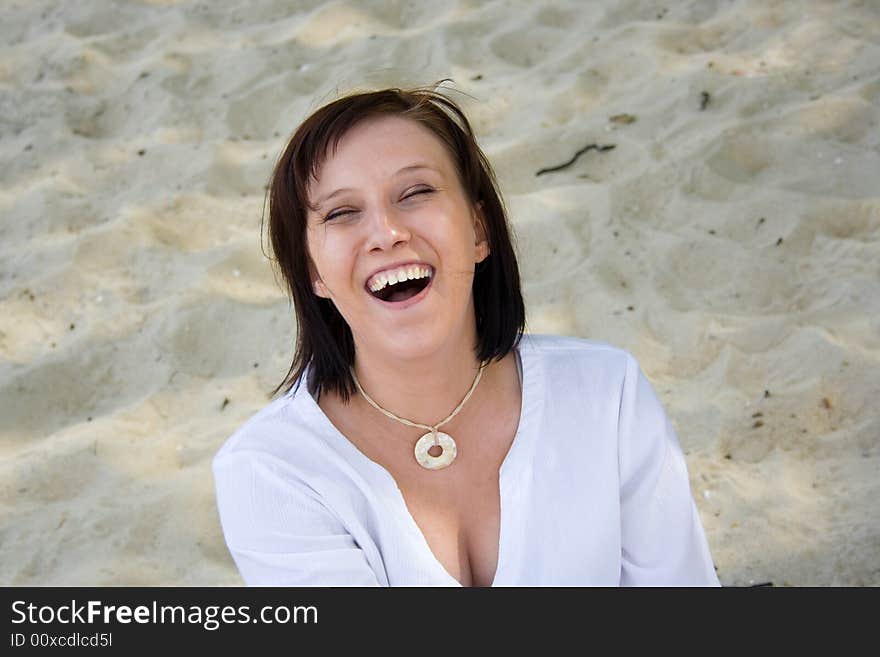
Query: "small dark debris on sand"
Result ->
[[700, 91, 711, 110], [609, 113, 636, 124], [536, 143, 616, 176]]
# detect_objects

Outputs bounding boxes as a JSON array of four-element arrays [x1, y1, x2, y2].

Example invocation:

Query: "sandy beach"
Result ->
[[1, 0, 878, 586]]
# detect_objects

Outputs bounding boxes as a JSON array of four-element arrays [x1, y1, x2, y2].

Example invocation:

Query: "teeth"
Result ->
[[368, 265, 432, 293]]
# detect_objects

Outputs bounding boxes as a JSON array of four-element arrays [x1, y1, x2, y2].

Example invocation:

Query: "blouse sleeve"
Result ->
[[212, 449, 381, 586], [617, 353, 720, 586]]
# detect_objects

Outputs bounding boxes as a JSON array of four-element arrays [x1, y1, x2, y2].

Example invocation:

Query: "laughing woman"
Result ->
[[212, 82, 720, 587]]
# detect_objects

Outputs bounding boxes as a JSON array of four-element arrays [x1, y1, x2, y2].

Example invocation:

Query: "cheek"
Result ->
[[305, 230, 321, 262], [440, 223, 476, 260], [307, 233, 347, 276], [426, 209, 471, 246], [306, 230, 333, 267]]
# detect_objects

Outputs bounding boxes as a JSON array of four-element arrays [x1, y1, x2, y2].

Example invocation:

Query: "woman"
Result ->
[[212, 82, 720, 587]]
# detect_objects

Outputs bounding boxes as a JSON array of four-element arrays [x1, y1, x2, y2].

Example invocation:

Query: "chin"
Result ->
[[360, 329, 446, 362]]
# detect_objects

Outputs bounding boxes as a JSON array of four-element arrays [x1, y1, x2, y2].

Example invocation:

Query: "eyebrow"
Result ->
[[313, 164, 441, 208]]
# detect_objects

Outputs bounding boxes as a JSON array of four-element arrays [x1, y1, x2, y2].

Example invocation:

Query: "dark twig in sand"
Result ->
[[610, 113, 636, 124], [536, 143, 616, 176], [700, 91, 711, 110]]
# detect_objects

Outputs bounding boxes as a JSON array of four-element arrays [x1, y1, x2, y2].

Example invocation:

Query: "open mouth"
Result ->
[[369, 275, 431, 303]]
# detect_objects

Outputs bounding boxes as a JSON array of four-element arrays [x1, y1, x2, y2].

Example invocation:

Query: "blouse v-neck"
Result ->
[[295, 335, 545, 587]]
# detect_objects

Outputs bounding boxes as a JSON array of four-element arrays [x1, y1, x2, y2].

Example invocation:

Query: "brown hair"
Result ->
[[263, 80, 526, 404]]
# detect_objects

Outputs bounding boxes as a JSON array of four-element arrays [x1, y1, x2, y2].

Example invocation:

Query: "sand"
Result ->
[[1, 0, 878, 586]]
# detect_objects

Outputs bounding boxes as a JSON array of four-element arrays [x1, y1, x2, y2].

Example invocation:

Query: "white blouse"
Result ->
[[213, 333, 720, 586]]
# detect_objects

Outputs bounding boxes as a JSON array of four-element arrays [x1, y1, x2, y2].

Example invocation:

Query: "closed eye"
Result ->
[[323, 208, 354, 223], [405, 187, 434, 199], [322, 187, 434, 222]]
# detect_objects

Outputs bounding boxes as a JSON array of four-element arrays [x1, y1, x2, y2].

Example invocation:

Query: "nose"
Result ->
[[365, 201, 411, 252]]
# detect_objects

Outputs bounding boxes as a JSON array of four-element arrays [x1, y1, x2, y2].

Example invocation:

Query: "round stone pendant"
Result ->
[[414, 431, 457, 470]]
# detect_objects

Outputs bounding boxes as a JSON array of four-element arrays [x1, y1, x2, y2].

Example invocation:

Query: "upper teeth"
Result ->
[[368, 265, 432, 293]]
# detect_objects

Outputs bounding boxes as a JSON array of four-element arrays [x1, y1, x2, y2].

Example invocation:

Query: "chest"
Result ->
[[320, 367, 522, 586], [322, 354, 522, 586], [362, 397, 520, 586], [394, 446, 508, 587]]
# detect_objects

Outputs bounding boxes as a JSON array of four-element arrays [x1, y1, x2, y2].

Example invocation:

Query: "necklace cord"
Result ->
[[350, 360, 489, 442]]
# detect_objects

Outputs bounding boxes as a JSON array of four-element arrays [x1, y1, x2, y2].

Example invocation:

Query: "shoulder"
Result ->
[[212, 387, 319, 477], [521, 332, 630, 356], [520, 332, 636, 381]]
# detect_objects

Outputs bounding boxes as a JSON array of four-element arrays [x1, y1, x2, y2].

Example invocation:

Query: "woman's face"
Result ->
[[305, 115, 489, 361]]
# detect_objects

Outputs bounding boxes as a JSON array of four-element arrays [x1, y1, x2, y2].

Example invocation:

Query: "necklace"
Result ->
[[349, 359, 490, 470]]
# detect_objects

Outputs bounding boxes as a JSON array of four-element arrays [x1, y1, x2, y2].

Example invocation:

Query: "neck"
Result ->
[[350, 327, 488, 432]]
